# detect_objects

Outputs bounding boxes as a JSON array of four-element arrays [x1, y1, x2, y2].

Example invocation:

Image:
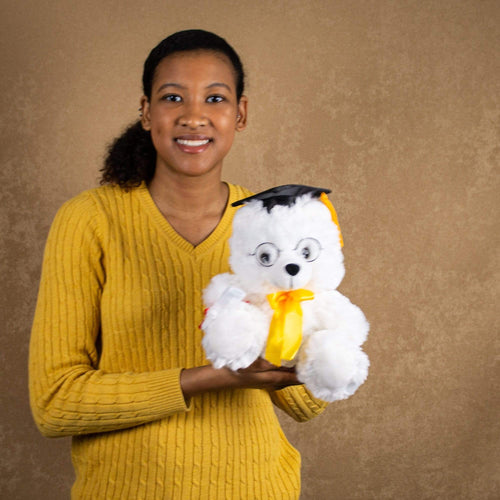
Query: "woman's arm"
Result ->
[[180, 359, 328, 423], [29, 194, 190, 438]]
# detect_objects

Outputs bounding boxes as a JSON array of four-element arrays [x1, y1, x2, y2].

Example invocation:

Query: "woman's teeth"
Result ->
[[176, 139, 210, 146]]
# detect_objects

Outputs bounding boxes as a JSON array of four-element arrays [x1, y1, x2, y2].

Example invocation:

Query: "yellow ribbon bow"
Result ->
[[265, 289, 315, 366]]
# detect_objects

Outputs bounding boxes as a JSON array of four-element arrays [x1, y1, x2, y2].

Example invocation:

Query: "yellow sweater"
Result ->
[[29, 182, 327, 500]]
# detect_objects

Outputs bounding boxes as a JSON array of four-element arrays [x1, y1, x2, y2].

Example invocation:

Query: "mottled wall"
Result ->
[[1, 0, 499, 499]]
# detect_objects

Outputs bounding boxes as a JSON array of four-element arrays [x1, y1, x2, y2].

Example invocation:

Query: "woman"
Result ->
[[29, 29, 327, 499]]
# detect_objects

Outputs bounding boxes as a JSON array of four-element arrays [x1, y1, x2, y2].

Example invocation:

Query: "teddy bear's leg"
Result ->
[[296, 330, 369, 402]]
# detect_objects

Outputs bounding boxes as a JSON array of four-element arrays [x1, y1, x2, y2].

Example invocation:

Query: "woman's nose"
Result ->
[[178, 104, 208, 128]]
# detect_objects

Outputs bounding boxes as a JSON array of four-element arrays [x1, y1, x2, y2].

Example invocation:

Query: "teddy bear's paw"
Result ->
[[202, 304, 268, 371], [297, 330, 369, 402], [224, 347, 262, 371], [203, 337, 261, 371]]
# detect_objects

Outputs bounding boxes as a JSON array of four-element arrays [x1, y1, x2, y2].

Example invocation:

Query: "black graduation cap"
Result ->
[[232, 184, 331, 212]]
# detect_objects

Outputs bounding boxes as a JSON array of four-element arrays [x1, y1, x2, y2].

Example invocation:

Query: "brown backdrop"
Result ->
[[1, 1, 499, 499]]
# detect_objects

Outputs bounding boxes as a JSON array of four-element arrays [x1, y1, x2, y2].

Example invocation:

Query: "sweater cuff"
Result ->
[[145, 368, 192, 417], [271, 385, 328, 422]]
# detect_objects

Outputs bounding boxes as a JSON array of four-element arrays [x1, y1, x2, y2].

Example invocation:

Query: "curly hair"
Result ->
[[100, 29, 246, 189]]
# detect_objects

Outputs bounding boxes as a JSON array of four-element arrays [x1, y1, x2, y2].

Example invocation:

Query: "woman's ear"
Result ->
[[140, 96, 151, 131], [236, 95, 248, 131]]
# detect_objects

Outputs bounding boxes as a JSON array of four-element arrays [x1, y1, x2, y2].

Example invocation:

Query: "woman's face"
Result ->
[[141, 50, 247, 179]]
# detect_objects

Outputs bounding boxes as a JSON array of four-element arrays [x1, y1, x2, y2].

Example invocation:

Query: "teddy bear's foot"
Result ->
[[297, 330, 369, 402]]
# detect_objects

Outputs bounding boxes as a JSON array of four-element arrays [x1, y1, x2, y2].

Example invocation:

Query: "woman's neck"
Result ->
[[147, 168, 229, 246], [148, 167, 227, 217]]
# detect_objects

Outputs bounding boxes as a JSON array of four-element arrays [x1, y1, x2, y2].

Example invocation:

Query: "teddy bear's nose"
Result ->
[[285, 263, 300, 276]]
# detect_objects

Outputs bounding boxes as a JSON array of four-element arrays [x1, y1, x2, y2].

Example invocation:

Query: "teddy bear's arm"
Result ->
[[202, 274, 270, 371], [202, 301, 269, 370], [313, 290, 369, 346]]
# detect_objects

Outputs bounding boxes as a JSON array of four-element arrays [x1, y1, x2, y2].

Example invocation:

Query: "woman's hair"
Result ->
[[100, 29, 246, 188]]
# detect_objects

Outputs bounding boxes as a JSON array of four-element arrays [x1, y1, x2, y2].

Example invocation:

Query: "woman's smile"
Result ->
[[175, 135, 213, 153]]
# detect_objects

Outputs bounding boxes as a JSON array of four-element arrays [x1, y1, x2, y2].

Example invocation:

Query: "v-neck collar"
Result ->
[[136, 181, 237, 256]]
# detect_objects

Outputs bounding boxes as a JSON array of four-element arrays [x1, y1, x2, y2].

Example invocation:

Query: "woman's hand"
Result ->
[[235, 358, 300, 390], [180, 358, 301, 399]]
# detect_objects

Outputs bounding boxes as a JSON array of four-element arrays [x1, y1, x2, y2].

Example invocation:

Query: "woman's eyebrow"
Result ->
[[156, 82, 185, 93], [206, 82, 232, 91], [156, 82, 232, 94]]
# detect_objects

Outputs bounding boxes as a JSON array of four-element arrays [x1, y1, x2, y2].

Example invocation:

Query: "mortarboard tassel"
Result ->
[[320, 192, 344, 248]]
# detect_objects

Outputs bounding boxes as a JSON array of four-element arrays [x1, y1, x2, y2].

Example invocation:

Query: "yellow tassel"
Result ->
[[265, 289, 314, 366], [320, 192, 343, 247]]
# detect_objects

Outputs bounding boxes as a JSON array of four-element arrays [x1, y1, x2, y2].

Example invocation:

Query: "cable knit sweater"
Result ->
[[29, 182, 328, 500]]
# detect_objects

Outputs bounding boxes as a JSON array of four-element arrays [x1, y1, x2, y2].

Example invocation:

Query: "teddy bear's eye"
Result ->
[[253, 242, 280, 267], [296, 238, 321, 262]]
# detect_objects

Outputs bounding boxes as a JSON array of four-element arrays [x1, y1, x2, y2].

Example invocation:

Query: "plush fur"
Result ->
[[201, 193, 369, 402]]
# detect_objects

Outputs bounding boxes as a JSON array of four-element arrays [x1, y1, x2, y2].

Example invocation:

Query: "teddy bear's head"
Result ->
[[229, 189, 345, 295]]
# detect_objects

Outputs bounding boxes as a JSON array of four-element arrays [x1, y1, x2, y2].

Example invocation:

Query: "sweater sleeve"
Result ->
[[29, 193, 190, 438], [269, 385, 328, 422]]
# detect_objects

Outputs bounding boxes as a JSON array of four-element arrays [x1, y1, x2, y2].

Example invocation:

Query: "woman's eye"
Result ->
[[296, 238, 321, 262], [162, 94, 182, 102], [206, 95, 225, 103], [253, 242, 279, 267]]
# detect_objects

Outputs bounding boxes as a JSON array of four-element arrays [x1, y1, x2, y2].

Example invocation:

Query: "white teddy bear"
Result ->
[[201, 185, 369, 402]]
